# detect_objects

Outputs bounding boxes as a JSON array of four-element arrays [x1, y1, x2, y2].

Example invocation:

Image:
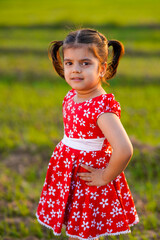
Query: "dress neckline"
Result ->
[[72, 92, 107, 104]]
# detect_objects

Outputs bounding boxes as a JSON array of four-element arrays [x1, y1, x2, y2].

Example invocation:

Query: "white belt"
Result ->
[[61, 134, 105, 151]]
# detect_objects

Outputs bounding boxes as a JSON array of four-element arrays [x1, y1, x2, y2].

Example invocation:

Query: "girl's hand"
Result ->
[[77, 164, 108, 187]]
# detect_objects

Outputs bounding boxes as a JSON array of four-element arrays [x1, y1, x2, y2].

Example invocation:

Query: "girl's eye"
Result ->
[[82, 62, 90, 66], [65, 62, 72, 66]]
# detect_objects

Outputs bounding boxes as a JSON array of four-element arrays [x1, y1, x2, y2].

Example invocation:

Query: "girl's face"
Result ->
[[63, 46, 106, 92]]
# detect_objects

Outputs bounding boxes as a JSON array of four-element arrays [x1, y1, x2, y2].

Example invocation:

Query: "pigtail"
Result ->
[[105, 40, 125, 80], [48, 40, 65, 79]]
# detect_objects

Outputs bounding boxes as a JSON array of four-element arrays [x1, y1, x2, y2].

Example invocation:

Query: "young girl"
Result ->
[[35, 28, 139, 240]]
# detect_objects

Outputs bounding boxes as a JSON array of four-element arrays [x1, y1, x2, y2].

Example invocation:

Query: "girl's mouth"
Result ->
[[71, 77, 83, 81]]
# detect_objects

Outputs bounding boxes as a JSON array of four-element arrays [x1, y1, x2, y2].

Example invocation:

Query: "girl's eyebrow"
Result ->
[[64, 58, 72, 61], [64, 58, 92, 62]]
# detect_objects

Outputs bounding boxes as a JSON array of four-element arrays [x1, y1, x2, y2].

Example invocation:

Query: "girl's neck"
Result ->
[[74, 86, 106, 103]]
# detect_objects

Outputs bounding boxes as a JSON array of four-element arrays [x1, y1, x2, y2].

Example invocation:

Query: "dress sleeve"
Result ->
[[96, 93, 121, 121], [62, 88, 76, 107]]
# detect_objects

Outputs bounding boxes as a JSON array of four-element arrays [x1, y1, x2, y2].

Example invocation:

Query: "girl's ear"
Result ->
[[100, 62, 107, 77]]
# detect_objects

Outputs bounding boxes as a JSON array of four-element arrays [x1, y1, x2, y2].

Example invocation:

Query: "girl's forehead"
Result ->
[[63, 45, 96, 59]]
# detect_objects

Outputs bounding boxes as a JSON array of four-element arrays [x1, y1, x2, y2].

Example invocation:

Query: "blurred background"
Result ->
[[0, 0, 160, 239]]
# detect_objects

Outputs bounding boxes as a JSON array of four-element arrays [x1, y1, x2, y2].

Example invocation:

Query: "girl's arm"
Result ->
[[97, 112, 133, 183]]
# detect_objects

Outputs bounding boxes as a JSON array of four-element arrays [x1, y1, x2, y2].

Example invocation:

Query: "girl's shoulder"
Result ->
[[62, 88, 76, 106], [95, 93, 121, 119]]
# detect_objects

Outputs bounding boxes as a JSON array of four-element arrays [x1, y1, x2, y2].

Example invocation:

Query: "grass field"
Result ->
[[0, 0, 160, 239]]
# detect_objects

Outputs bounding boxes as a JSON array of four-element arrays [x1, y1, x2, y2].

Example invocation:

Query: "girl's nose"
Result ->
[[72, 65, 81, 73]]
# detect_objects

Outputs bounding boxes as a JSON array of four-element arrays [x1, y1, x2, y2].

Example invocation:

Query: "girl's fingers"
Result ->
[[80, 164, 95, 172]]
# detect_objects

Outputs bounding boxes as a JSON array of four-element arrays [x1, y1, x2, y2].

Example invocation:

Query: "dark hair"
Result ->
[[48, 28, 124, 83]]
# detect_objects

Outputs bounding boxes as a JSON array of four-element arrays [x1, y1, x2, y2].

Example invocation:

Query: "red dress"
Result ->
[[36, 88, 139, 239]]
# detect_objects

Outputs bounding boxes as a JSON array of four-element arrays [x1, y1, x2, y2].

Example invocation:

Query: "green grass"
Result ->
[[0, 0, 160, 26]]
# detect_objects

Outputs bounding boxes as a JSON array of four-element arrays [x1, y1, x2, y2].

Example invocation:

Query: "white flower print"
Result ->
[[63, 158, 71, 168], [82, 221, 89, 231], [65, 146, 70, 153], [73, 125, 77, 132], [87, 131, 93, 137], [91, 151, 96, 157], [43, 190, 47, 196], [48, 186, 56, 196], [40, 208, 45, 215], [71, 180, 76, 190], [65, 123, 69, 129], [78, 131, 86, 139], [108, 96, 113, 101], [91, 219, 96, 227], [39, 196, 45, 206], [76, 181, 81, 188], [51, 174, 55, 182], [43, 214, 51, 224], [82, 202, 86, 208], [56, 181, 62, 189], [56, 171, 62, 176], [71, 107, 75, 114], [96, 157, 106, 166], [57, 222, 61, 228], [90, 192, 99, 200], [106, 218, 113, 226], [64, 172, 69, 181], [78, 105, 82, 110], [73, 114, 79, 124], [68, 130, 74, 138], [47, 198, 55, 208], [93, 207, 99, 217], [79, 232, 85, 238], [90, 123, 96, 129], [67, 221, 73, 230], [57, 209, 62, 218], [130, 207, 136, 215], [84, 99, 92, 106], [97, 221, 104, 230], [106, 229, 113, 233], [51, 150, 59, 159], [60, 189, 65, 199], [67, 115, 71, 121], [101, 212, 106, 218], [73, 201, 79, 209], [110, 206, 123, 217], [75, 189, 84, 199], [123, 192, 130, 200], [79, 118, 85, 126], [111, 199, 120, 207], [85, 187, 90, 195], [64, 184, 69, 192], [62, 202, 65, 209], [80, 151, 87, 156], [125, 201, 130, 207], [74, 226, 79, 231], [82, 212, 88, 220], [100, 198, 109, 208], [50, 209, 56, 217], [101, 188, 108, 195], [85, 161, 94, 167], [89, 203, 94, 209], [72, 211, 80, 222], [67, 102, 72, 110], [120, 182, 125, 189], [83, 108, 91, 118], [56, 199, 60, 205], [116, 221, 124, 228]]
